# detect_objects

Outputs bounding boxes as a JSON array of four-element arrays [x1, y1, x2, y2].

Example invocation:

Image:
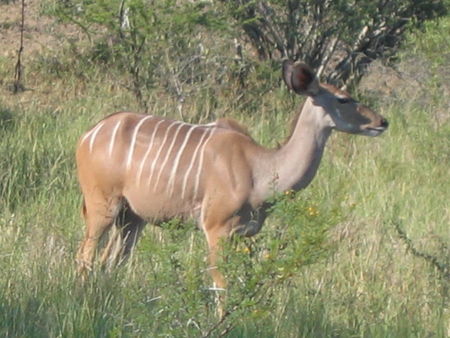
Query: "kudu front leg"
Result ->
[[203, 217, 236, 317]]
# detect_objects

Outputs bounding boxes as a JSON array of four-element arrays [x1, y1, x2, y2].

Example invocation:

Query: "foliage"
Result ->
[[0, 109, 78, 211], [47, 0, 233, 114], [214, 190, 341, 334], [42, 0, 449, 104], [220, 0, 448, 86]]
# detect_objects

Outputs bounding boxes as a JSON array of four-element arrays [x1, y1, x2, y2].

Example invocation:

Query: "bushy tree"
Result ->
[[49, 0, 446, 96], [51, 0, 230, 112], [221, 0, 447, 86]]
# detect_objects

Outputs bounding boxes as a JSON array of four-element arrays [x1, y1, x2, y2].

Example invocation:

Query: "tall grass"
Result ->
[[0, 13, 449, 338]]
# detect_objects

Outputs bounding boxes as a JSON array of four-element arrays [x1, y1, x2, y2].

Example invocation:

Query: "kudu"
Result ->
[[76, 60, 388, 292]]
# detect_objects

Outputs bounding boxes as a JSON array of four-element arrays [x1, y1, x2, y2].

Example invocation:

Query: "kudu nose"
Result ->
[[380, 118, 389, 128]]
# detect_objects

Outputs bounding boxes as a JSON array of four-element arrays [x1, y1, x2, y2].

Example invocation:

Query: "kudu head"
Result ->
[[283, 60, 388, 136]]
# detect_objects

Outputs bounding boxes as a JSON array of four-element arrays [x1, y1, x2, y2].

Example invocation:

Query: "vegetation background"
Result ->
[[0, 0, 449, 336]]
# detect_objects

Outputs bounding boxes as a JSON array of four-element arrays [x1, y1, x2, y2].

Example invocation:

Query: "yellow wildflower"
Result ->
[[285, 189, 293, 195], [307, 206, 319, 217]]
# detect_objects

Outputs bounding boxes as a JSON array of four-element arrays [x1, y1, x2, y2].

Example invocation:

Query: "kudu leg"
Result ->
[[205, 228, 229, 290], [76, 195, 121, 277], [100, 205, 145, 270], [203, 218, 234, 317]]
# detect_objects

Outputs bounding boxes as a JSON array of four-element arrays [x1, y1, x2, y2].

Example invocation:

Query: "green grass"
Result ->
[[0, 13, 449, 338]]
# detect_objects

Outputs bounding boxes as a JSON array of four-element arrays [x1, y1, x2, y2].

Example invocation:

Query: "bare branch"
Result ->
[[12, 0, 26, 93]]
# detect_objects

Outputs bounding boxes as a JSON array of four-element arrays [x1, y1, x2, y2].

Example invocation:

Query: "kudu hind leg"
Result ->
[[100, 204, 145, 269], [76, 195, 121, 277]]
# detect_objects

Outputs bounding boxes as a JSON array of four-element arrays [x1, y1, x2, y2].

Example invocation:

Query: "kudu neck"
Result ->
[[263, 97, 333, 194]]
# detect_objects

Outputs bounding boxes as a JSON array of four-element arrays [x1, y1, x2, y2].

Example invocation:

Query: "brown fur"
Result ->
[[215, 117, 251, 136]]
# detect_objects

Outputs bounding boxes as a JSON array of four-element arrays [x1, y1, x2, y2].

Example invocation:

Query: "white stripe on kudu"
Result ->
[[126, 115, 153, 171], [136, 119, 165, 186], [79, 121, 104, 150], [193, 127, 216, 200], [147, 120, 180, 189], [108, 120, 123, 158], [194, 127, 216, 200], [181, 127, 213, 199], [167, 124, 200, 196], [154, 122, 187, 191], [88, 121, 106, 153], [79, 130, 92, 146]]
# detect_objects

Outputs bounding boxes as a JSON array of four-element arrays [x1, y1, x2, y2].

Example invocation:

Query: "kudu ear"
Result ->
[[282, 60, 320, 96]]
